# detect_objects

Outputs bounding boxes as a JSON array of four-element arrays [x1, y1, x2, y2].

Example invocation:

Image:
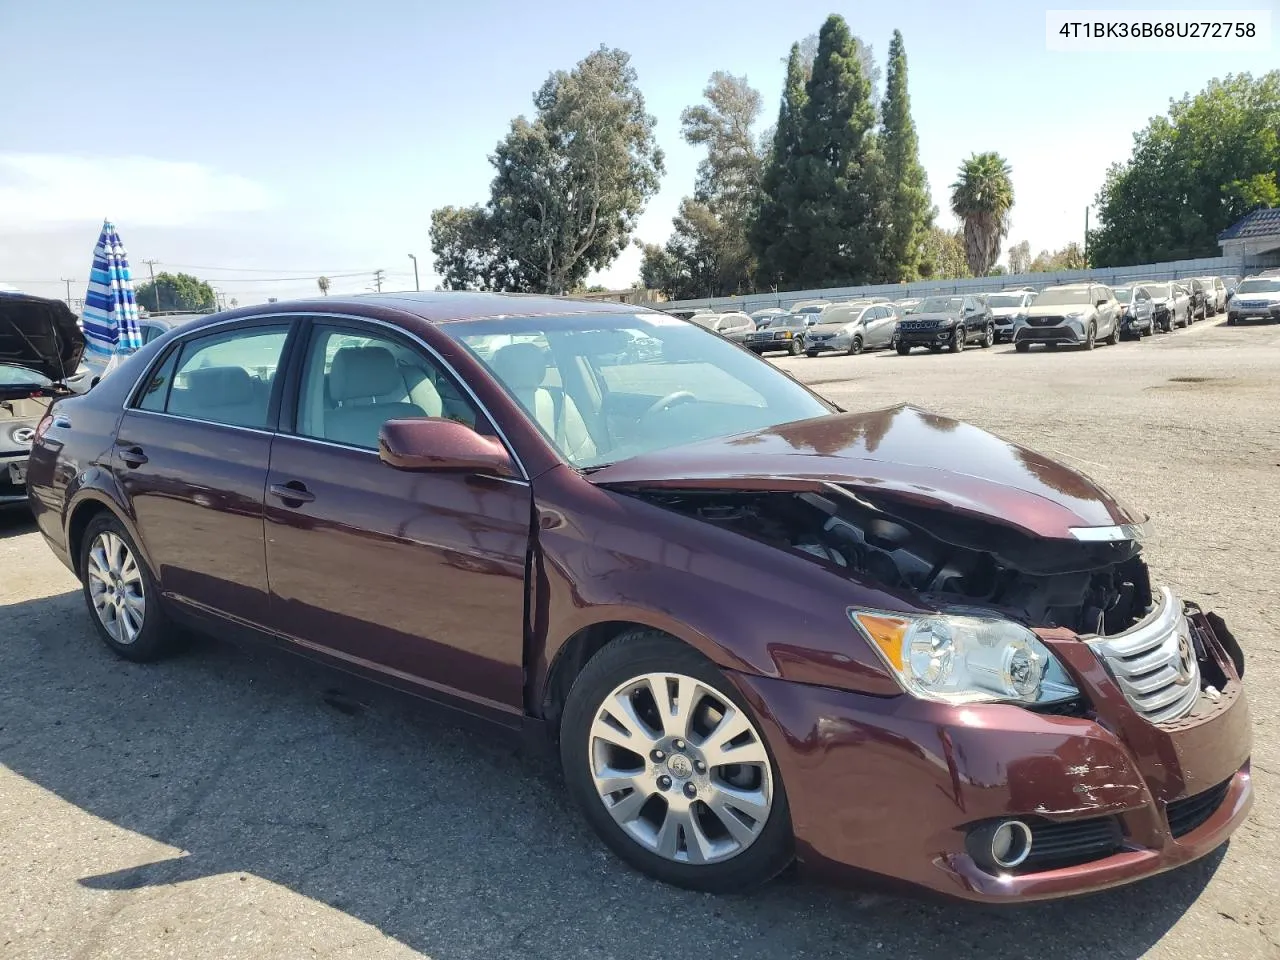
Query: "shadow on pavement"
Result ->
[[0, 590, 1224, 960], [0, 508, 37, 541]]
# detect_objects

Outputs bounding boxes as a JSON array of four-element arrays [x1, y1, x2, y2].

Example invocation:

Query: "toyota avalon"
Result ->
[[26, 293, 1251, 901]]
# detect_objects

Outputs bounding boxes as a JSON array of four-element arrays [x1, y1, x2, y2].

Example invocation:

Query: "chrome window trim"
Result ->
[[123, 310, 531, 482], [1068, 521, 1149, 543], [127, 407, 278, 436]]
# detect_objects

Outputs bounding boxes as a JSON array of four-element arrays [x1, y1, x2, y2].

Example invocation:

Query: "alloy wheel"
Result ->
[[588, 672, 774, 865], [848, 336, 863, 355], [86, 531, 146, 645]]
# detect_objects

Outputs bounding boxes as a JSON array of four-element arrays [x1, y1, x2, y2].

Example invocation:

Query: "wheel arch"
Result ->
[[539, 619, 706, 740], [65, 494, 147, 580]]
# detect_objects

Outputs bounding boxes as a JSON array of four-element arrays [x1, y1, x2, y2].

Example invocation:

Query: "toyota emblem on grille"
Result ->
[[13, 427, 35, 445]]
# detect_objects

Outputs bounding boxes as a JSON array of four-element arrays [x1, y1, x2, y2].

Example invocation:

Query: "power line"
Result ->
[[156, 261, 385, 274]]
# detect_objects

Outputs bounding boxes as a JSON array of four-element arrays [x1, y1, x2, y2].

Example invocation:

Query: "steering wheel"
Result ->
[[642, 390, 697, 420]]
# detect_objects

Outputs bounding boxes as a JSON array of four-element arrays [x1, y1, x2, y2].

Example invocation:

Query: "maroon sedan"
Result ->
[[26, 293, 1251, 900]]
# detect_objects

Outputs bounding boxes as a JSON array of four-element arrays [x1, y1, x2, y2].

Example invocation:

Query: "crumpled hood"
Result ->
[[0, 292, 85, 382], [587, 404, 1144, 539]]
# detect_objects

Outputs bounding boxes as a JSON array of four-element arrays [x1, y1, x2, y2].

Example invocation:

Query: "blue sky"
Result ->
[[1, 0, 1276, 304]]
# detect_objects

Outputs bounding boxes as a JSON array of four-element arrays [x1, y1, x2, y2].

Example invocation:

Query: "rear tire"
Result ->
[[980, 324, 994, 348], [559, 631, 794, 893], [1104, 322, 1119, 346], [78, 514, 176, 662]]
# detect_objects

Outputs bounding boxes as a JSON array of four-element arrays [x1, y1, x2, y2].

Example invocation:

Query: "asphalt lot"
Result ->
[[2, 315, 1278, 959]]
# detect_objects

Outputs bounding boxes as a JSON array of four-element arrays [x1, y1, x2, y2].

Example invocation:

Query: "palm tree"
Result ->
[[950, 152, 1014, 277], [316, 275, 331, 296]]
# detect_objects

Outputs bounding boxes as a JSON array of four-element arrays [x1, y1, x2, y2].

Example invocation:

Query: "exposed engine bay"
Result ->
[[634, 484, 1154, 637]]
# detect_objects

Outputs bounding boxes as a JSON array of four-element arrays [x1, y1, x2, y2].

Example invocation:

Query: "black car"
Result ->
[[1185, 278, 1207, 323], [895, 294, 994, 354]]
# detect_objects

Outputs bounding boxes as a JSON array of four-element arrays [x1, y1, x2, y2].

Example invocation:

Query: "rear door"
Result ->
[[112, 319, 297, 627], [262, 318, 531, 715]]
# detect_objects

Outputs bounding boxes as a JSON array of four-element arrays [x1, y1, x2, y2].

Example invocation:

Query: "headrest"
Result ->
[[182, 366, 255, 406], [490, 342, 548, 390], [330, 346, 402, 402]]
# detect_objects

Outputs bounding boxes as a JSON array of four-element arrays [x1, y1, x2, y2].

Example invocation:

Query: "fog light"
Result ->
[[967, 819, 1033, 871]]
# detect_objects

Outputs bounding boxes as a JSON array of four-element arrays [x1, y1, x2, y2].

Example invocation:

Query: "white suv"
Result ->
[[1014, 283, 1121, 352]]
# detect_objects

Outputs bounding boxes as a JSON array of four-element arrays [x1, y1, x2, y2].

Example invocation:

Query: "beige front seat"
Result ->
[[490, 343, 595, 461]]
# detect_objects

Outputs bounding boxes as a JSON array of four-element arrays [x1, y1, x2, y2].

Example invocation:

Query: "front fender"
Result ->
[[528, 467, 909, 708]]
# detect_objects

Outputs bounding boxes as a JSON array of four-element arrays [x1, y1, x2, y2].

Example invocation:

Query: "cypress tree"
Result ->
[[790, 15, 881, 288], [880, 30, 932, 281], [752, 43, 808, 287]]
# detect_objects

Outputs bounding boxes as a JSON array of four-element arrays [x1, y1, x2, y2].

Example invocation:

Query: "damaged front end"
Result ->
[[626, 482, 1153, 638], [612, 479, 1241, 728]]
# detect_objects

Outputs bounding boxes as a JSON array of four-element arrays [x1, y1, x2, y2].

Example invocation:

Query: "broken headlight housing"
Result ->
[[849, 609, 1079, 706]]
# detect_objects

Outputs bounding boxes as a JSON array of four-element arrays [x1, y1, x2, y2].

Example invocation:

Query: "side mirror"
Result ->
[[378, 417, 517, 477]]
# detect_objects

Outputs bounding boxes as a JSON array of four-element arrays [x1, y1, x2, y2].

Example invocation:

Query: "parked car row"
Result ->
[[667, 271, 1247, 361]]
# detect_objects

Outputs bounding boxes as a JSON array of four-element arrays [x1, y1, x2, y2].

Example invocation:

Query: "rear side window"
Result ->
[[163, 326, 290, 429], [137, 348, 179, 412]]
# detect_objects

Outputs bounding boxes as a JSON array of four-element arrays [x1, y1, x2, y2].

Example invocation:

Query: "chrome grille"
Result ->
[[1086, 588, 1200, 724]]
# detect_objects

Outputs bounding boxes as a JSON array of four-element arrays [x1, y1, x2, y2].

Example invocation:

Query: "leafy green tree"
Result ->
[[651, 71, 766, 297], [1029, 242, 1087, 272], [919, 226, 970, 279], [753, 42, 809, 288], [788, 15, 883, 288], [950, 152, 1014, 277], [1007, 240, 1031, 274], [135, 272, 214, 313], [1090, 72, 1280, 266], [430, 46, 664, 292], [879, 30, 932, 281]]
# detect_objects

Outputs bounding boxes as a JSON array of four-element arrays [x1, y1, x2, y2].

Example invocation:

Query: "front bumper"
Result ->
[[0, 451, 30, 505], [1015, 324, 1082, 346], [1228, 305, 1280, 323], [897, 326, 957, 346], [747, 336, 801, 352], [804, 336, 848, 354], [732, 601, 1251, 902]]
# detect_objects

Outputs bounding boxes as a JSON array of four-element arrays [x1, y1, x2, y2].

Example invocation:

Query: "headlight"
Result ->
[[849, 609, 1079, 705]]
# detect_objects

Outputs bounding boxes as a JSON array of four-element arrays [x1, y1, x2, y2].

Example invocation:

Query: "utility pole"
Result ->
[[1084, 207, 1090, 267], [142, 258, 160, 311], [407, 254, 419, 291], [60, 277, 75, 305], [372, 269, 385, 293]]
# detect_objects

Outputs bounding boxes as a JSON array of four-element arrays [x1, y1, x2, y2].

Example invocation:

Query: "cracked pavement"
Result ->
[[1, 316, 1277, 958]]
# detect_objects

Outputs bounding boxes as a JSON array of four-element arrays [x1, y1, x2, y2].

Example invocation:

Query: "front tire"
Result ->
[[788, 338, 802, 356], [1015, 342, 1030, 353], [896, 342, 912, 356], [948, 326, 966, 353], [79, 514, 176, 662], [1083, 322, 1096, 350], [847, 335, 863, 356], [560, 631, 793, 893]]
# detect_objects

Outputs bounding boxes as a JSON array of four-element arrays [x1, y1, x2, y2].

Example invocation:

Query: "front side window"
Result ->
[[164, 325, 289, 429], [294, 325, 478, 450], [451, 313, 831, 469]]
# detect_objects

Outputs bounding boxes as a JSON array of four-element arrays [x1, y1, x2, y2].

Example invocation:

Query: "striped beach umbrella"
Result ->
[[82, 220, 143, 360]]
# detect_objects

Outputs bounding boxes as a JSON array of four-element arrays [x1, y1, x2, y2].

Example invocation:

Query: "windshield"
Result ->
[[1140, 283, 1170, 298], [774, 314, 807, 328], [1236, 278, 1280, 294], [795, 305, 826, 314], [1113, 289, 1132, 303], [918, 296, 963, 313], [0, 363, 53, 387], [1034, 288, 1093, 306], [450, 313, 832, 469], [986, 294, 1025, 307], [689, 314, 719, 329]]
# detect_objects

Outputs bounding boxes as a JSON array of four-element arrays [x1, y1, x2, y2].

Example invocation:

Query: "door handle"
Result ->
[[269, 481, 315, 505], [118, 446, 148, 467]]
